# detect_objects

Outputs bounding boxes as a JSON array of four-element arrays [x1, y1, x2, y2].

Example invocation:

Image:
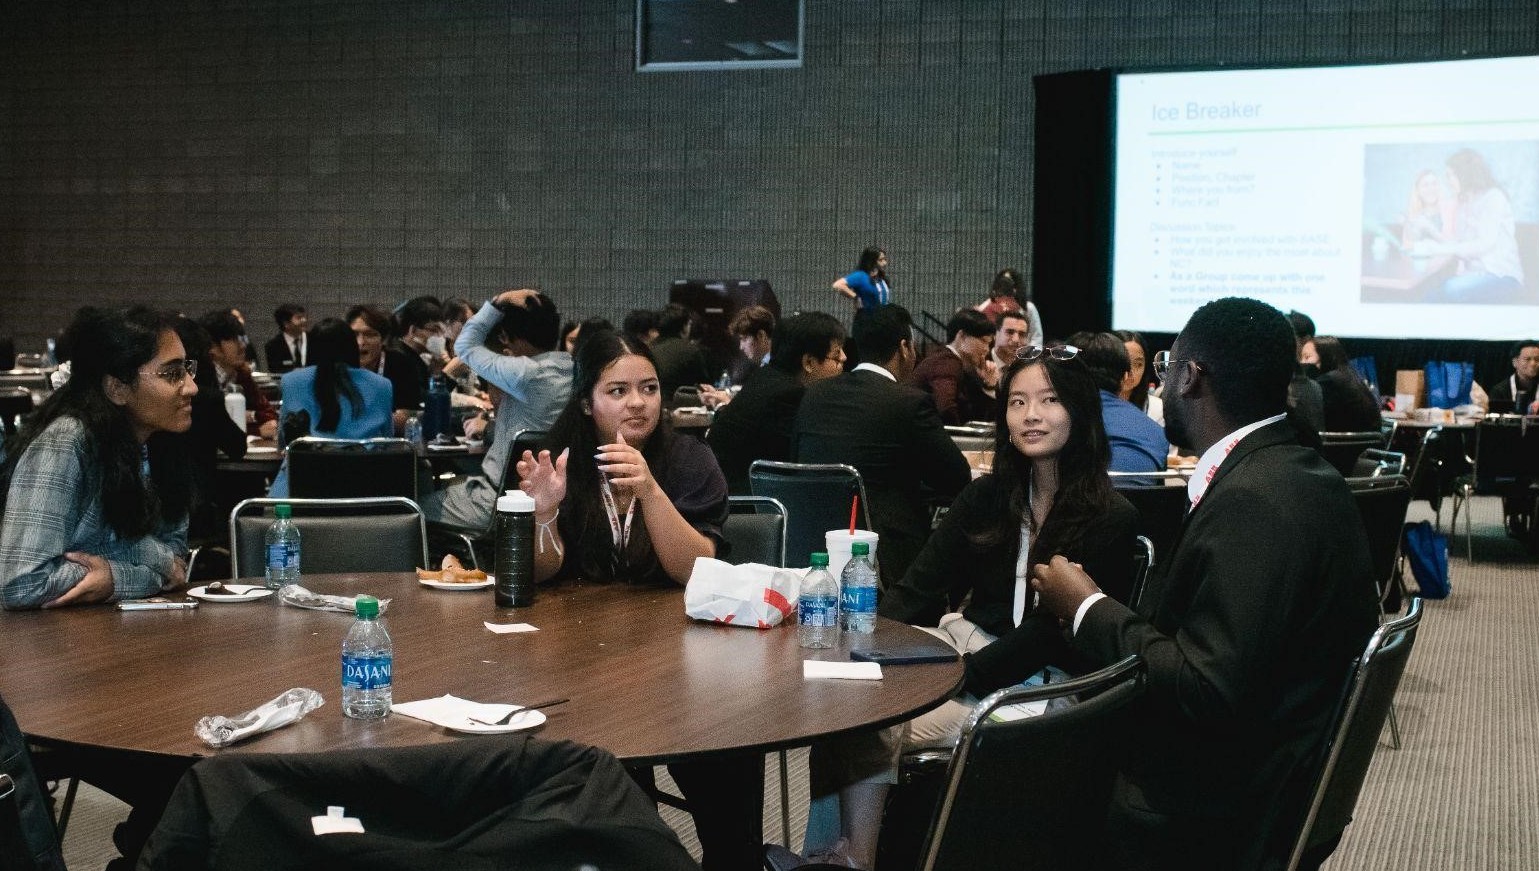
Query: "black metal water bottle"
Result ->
[[494, 489, 536, 607]]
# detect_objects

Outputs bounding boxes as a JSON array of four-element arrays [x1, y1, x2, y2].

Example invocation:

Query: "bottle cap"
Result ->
[[274, 504, 292, 519], [851, 542, 869, 556], [497, 489, 537, 512], [810, 552, 829, 567], [355, 595, 379, 619]]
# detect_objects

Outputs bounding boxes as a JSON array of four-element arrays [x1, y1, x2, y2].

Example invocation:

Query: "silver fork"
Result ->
[[468, 697, 570, 726]]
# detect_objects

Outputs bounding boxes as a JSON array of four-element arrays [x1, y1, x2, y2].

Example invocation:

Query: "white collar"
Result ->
[[853, 362, 896, 382], [1187, 413, 1288, 507]]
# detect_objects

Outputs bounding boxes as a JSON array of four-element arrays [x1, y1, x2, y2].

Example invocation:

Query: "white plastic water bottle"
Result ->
[[840, 541, 878, 634], [342, 595, 393, 720], [223, 387, 246, 432], [798, 552, 840, 649], [263, 503, 300, 590]]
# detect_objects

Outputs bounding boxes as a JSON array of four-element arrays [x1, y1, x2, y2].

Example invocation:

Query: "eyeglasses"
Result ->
[[140, 359, 198, 385], [1015, 344, 1080, 362], [1151, 350, 1201, 383]]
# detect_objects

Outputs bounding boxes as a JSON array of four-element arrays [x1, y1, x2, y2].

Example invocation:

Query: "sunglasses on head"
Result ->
[[1015, 344, 1080, 362]]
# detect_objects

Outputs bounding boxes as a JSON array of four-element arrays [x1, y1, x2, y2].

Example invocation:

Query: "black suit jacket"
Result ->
[[706, 365, 805, 495], [1072, 420, 1378, 869], [792, 368, 971, 589], [262, 332, 307, 373]]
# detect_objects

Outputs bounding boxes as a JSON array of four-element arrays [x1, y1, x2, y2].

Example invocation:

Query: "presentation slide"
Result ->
[[1112, 55, 1539, 340]]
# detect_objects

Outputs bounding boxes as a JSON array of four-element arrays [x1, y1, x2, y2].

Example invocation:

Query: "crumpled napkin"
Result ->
[[279, 585, 391, 614], [195, 687, 324, 748], [684, 557, 804, 629]]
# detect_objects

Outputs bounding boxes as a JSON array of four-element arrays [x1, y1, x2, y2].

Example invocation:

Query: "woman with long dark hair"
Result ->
[[1428, 148, 1525, 301], [831, 245, 891, 368], [517, 331, 760, 870], [268, 317, 393, 497], [807, 344, 1139, 868], [1311, 335, 1381, 432], [1, 306, 197, 609]]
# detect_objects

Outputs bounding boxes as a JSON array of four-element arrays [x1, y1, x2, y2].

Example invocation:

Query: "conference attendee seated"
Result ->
[[1488, 338, 1539, 414], [1114, 329, 1163, 426], [793, 304, 971, 590], [1026, 297, 1378, 870], [262, 302, 309, 373], [622, 308, 661, 347], [1287, 309, 1326, 433], [172, 316, 247, 540], [347, 304, 421, 434], [806, 344, 1137, 870], [649, 303, 711, 402], [1311, 335, 1382, 432], [1068, 330, 1168, 476], [393, 295, 449, 389], [199, 309, 278, 439], [706, 311, 847, 494], [515, 330, 759, 871], [422, 288, 573, 530], [2, 306, 193, 610], [980, 307, 1032, 398], [906, 307, 994, 424], [269, 318, 393, 497], [974, 267, 1044, 346], [730, 304, 776, 373]]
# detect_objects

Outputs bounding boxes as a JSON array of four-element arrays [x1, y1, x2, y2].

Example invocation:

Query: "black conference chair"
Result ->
[[1318, 431, 1387, 478], [1116, 483, 1188, 570], [1350, 448, 1406, 478], [430, 429, 549, 569], [1346, 474, 1413, 747], [1284, 598, 1424, 871], [229, 497, 428, 579], [765, 656, 1146, 871], [722, 496, 788, 570], [1129, 534, 1155, 611], [285, 436, 418, 501], [748, 461, 871, 568], [1450, 417, 1539, 561]]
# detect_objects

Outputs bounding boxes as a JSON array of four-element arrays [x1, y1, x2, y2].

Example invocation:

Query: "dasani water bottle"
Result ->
[[798, 552, 839, 649], [342, 595, 393, 720]]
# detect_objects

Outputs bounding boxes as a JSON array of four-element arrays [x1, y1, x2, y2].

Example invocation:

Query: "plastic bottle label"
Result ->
[[342, 654, 393, 690], [266, 543, 298, 570], [799, 594, 839, 627], [841, 586, 877, 614]]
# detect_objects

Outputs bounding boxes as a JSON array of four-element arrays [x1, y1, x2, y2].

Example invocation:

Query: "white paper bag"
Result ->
[[684, 557, 805, 629]]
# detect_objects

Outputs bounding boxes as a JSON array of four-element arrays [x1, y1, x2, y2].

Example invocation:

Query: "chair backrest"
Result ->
[[1350, 448, 1406, 478], [1116, 484, 1189, 569], [229, 497, 428, 579], [1472, 419, 1529, 490], [944, 425, 993, 454], [1346, 475, 1412, 608], [1286, 598, 1423, 870], [1129, 535, 1155, 610], [921, 656, 1146, 871], [1318, 431, 1387, 477], [721, 496, 788, 567], [748, 460, 871, 568], [285, 437, 418, 501]]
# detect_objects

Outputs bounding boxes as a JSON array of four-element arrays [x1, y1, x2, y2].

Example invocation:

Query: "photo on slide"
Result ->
[[1361, 140, 1539, 307]]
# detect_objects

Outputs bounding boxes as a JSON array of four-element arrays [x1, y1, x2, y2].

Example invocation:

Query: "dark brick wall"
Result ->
[[2, 1, 1537, 354]]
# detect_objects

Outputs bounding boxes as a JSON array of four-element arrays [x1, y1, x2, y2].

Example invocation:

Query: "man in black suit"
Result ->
[[707, 312, 847, 494], [262, 303, 309, 373], [793, 305, 971, 590], [1032, 297, 1379, 870]]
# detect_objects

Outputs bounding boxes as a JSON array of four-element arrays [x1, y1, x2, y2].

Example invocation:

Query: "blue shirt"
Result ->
[[269, 366, 395, 497], [1099, 390, 1168, 475], [844, 270, 891, 310]]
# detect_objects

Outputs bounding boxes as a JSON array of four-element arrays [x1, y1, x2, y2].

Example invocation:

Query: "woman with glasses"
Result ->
[[805, 344, 1139, 869], [268, 318, 394, 497], [1, 306, 197, 610]]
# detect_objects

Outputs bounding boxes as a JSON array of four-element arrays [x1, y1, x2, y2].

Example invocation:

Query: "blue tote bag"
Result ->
[[1403, 520, 1450, 599], [1424, 361, 1474, 409]]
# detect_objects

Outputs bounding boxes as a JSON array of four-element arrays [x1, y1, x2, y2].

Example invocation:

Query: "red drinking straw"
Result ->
[[849, 494, 859, 535]]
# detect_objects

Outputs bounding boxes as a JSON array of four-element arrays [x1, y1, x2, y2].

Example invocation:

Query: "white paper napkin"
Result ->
[[391, 694, 518, 728], [484, 621, 538, 634], [803, 660, 883, 680]]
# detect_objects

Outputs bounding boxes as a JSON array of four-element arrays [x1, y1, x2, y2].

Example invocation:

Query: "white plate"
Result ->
[[246, 446, 279, 455], [418, 575, 495, 590], [187, 584, 275, 603], [446, 709, 547, 734]]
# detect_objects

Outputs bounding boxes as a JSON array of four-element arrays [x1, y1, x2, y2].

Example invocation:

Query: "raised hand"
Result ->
[[595, 431, 658, 499], [517, 447, 569, 516]]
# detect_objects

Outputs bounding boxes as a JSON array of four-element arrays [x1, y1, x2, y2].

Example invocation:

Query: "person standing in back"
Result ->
[[831, 246, 892, 368], [793, 304, 970, 591]]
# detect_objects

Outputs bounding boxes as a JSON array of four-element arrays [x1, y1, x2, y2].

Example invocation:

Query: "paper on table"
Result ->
[[392, 695, 513, 728], [484, 621, 538, 634], [803, 660, 883, 681]]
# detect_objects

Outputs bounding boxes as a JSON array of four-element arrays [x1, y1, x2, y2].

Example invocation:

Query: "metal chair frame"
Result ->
[[431, 429, 548, 569]]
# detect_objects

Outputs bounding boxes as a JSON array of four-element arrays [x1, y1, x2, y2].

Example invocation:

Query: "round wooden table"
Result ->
[[1, 574, 963, 764]]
